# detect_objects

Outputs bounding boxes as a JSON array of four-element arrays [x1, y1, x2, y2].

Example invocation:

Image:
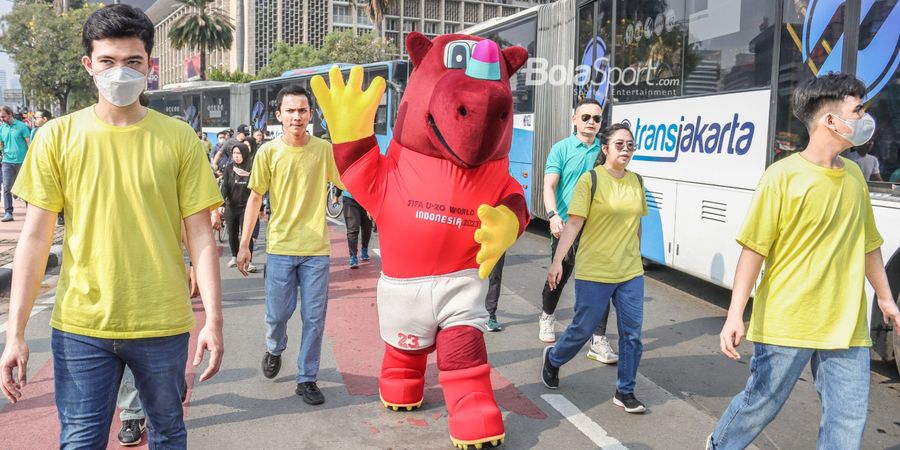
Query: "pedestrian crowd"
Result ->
[[0, 5, 898, 450]]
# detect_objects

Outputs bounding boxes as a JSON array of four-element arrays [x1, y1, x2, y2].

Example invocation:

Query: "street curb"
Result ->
[[0, 244, 63, 295]]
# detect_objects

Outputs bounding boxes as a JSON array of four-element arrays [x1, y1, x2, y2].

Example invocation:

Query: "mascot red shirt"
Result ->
[[313, 32, 529, 449]]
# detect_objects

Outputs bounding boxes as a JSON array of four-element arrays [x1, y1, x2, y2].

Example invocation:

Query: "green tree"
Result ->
[[167, 0, 234, 81], [255, 41, 325, 79], [320, 30, 392, 64], [0, 3, 100, 113], [256, 31, 392, 80], [207, 67, 255, 83]]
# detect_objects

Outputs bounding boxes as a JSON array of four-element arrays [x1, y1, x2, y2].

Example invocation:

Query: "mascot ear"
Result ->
[[502, 46, 529, 76], [406, 32, 433, 68]]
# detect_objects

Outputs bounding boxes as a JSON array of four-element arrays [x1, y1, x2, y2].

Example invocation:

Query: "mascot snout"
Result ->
[[427, 73, 513, 168]]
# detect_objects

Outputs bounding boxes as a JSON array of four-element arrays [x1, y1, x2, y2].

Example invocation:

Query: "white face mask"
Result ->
[[93, 66, 146, 107], [832, 113, 876, 147]]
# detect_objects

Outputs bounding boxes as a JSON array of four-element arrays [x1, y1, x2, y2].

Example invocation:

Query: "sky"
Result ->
[[0, 0, 19, 90]]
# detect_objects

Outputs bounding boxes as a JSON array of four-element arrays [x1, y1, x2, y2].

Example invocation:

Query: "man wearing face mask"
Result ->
[[0, 105, 32, 222], [707, 73, 900, 450], [0, 5, 225, 449]]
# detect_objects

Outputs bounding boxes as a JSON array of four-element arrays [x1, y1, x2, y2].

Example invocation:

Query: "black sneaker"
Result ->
[[541, 346, 559, 389], [261, 352, 281, 379], [613, 391, 647, 414], [296, 381, 325, 405], [117, 418, 145, 446]]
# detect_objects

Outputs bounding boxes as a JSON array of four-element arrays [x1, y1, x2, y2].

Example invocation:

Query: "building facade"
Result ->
[[148, 0, 543, 86]]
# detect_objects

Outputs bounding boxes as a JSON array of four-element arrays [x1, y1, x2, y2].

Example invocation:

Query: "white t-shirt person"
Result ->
[[849, 151, 880, 181]]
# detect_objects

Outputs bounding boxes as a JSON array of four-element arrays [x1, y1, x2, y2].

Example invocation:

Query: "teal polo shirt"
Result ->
[[0, 119, 32, 164], [544, 133, 601, 221]]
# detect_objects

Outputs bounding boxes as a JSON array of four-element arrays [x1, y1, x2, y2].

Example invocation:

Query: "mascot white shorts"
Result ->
[[377, 268, 489, 351]]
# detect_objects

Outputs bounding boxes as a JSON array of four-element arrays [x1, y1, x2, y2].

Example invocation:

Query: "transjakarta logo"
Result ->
[[623, 114, 756, 163]]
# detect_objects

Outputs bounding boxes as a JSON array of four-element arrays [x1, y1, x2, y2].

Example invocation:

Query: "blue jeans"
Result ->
[[117, 367, 144, 421], [264, 254, 330, 383], [709, 344, 869, 450], [549, 276, 644, 393], [2, 162, 22, 214], [52, 329, 188, 449]]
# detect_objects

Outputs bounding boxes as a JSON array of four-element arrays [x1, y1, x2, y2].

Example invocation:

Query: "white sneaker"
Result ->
[[247, 263, 259, 273], [586, 335, 618, 364], [539, 313, 556, 343], [227, 257, 237, 268]]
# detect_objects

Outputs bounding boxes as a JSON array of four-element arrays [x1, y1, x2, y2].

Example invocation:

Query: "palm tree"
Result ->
[[358, 0, 392, 36], [168, 0, 234, 80]]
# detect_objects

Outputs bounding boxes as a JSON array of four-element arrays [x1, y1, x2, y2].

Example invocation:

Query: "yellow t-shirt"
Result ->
[[12, 107, 223, 339], [568, 169, 647, 283], [738, 154, 883, 349], [249, 136, 343, 256]]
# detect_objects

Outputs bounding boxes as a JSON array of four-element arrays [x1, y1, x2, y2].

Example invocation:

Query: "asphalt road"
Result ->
[[1, 219, 898, 449]]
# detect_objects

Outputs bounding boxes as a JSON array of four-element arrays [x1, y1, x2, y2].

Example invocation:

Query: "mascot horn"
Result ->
[[312, 32, 530, 449]]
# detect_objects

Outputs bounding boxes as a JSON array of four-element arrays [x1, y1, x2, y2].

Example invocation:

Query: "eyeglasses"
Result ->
[[580, 114, 602, 123], [611, 140, 635, 151]]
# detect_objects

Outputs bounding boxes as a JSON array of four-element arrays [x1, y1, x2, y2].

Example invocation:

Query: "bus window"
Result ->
[[481, 16, 536, 114], [773, 0, 845, 163], [366, 67, 390, 135], [202, 88, 231, 129], [266, 82, 284, 125], [182, 94, 201, 131], [683, 0, 776, 95], [575, 1, 613, 112], [251, 87, 267, 131], [854, 0, 900, 189], [613, 0, 687, 102]]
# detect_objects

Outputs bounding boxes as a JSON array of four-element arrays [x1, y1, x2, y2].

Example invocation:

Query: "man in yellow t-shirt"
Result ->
[[708, 74, 900, 450], [236, 84, 343, 406], [0, 6, 224, 449]]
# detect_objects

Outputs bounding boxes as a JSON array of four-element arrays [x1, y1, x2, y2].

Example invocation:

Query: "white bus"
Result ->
[[466, 0, 900, 370]]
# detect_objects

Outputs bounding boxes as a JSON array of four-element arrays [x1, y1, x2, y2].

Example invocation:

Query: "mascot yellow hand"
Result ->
[[310, 65, 386, 144], [474, 205, 520, 279]]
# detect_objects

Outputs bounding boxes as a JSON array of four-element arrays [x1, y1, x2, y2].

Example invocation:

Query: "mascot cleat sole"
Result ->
[[450, 434, 505, 449], [379, 394, 422, 411]]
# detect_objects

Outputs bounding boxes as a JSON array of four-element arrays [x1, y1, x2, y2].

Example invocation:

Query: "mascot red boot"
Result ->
[[312, 32, 529, 449]]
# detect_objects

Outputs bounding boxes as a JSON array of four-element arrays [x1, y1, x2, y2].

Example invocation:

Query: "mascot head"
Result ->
[[393, 32, 529, 168]]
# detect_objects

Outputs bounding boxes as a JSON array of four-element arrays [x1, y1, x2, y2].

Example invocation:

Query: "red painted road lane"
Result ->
[[0, 298, 208, 449], [325, 228, 546, 419]]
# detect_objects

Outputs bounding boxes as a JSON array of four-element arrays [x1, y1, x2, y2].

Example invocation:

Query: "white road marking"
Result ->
[[371, 248, 381, 257], [541, 394, 628, 450], [0, 293, 56, 335], [326, 217, 344, 226]]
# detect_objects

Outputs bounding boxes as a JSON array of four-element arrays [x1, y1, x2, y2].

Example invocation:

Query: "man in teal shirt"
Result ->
[[539, 98, 618, 364], [0, 105, 32, 221]]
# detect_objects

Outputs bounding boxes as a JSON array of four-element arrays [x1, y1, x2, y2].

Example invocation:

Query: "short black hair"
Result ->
[[276, 84, 312, 112], [791, 72, 866, 129], [82, 4, 154, 57], [37, 109, 52, 120], [575, 98, 603, 111]]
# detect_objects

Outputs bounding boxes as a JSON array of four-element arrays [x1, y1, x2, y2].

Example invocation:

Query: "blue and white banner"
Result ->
[[611, 89, 771, 190]]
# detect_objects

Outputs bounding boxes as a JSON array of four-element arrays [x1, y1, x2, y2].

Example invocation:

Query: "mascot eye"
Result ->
[[445, 42, 471, 69]]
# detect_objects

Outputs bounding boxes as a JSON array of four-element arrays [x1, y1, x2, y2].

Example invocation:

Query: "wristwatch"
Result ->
[[547, 210, 557, 219]]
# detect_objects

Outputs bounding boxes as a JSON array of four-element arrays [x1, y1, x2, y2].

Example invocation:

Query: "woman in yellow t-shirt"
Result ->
[[540, 123, 649, 414]]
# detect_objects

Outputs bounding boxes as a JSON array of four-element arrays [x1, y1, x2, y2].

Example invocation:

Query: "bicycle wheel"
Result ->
[[216, 220, 227, 243], [325, 183, 344, 219]]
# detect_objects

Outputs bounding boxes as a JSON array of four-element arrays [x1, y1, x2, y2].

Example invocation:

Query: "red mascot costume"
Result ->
[[312, 32, 529, 449]]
